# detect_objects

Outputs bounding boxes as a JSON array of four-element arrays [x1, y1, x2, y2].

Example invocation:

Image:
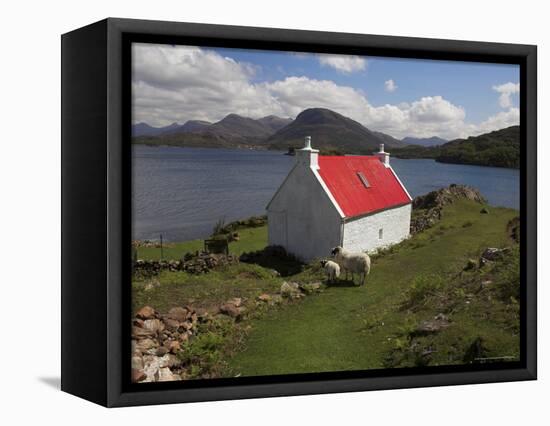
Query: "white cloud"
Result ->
[[493, 82, 520, 108], [132, 44, 519, 140], [317, 54, 367, 74], [384, 79, 397, 92]]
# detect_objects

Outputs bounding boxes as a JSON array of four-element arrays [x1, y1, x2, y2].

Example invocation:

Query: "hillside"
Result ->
[[438, 126, 520, 168], [267, 108, 404, 154], [132, 122, 181, 137], [257, 115, 293, 133], [392, 126, 520, 169]]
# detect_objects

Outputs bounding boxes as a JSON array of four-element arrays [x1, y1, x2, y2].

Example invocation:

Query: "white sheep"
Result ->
[[320, 259, 341, 283], [331, 246, 371, 286]]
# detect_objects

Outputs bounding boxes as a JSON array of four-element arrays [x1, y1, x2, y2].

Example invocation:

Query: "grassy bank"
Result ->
[[227, 200, 519, 376], [132, 198, 520, 379], [135, 225, 268, 261]]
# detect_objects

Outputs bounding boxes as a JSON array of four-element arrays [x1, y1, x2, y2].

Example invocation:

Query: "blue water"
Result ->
[[132, 146, 519, 242]]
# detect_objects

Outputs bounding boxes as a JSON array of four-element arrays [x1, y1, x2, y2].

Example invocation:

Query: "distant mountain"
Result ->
[[205, 114, 274, 139], [267, 108, 405, 154], [391, 126, 519, 168], [132, 122, 181, 137], [373, 131, 404, 147], [402, 136, 448, 147], [257, 115, 293, 133], [162, 120, 212, 135]]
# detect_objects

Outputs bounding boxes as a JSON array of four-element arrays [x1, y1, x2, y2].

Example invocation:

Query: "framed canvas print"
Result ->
[[61, 18, 537, 407]]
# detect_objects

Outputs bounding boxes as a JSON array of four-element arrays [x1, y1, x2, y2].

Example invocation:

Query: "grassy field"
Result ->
[[132, 199, 520, 378], [135, 225, 268, 261], [227, 200, 519, 376]]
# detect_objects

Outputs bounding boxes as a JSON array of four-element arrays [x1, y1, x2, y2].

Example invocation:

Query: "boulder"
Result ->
[[220, 303, 244, 319], [131, 356, 144, 370], [416, 314, 450, 334], [166, 307, 189, 322], [280, 281, 302, 298], [134, 338, 158, 352], [136, 306, 156, 320], [167, 340, 181, 354], [142, 357, 161, 382], [299, 282, 322, 294], [257, 293, 272, 302], [163, 318, 181, 331], [132, 368, 146, 382], [143, 319, 165, 333], [155, 346, 168, 357], [132, 326, 155, 340], [481, 247, 509, 261], [158, 353, 181, 368], [158, 367, 178, 382]]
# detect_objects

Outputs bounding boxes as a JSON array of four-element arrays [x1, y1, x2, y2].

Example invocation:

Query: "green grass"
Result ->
[[226, 199, 519, 376], [135, 225, 268, 261], [132, 262, 282, 314]]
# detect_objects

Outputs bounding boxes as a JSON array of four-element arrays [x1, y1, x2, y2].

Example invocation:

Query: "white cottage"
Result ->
[[267, 137, 412, 261]]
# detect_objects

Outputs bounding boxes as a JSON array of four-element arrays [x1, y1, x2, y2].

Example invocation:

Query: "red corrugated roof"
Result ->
[[317, 156, 411, 218]]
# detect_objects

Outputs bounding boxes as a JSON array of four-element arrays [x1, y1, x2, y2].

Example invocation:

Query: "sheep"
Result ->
[[320, 259, 341, 283], [330, 246, 371, 286]]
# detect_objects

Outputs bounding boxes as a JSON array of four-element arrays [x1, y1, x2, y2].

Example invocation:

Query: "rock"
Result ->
[[481, 247, 509, 261], [133, 318, 145, 328], [158, 367, 178, 382], [229, 297, 243, 307], [163, 318, 181, 331], [220, 303, 244, 319], [480, 207, 490, 214], [416, 315, 450, 334], [132, 368, 146, 382], [135, 338, 158, 352], [142, 357, 161, 382], [167, 340, 181, 353], [299, 282, 322, 294], [136, 306, 156, 320], [280, 281, 302, 298], [257, 293, 272, 302], [132, 326, 155, 339], [159, 354, 181, 368], [143, 319, 165, 333], [166, 307, 189, 322], [132, 356, 144, 370], [155, 346, 168, 356]]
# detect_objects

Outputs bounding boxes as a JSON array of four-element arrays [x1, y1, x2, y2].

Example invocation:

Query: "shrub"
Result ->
[[401, 274, 444, 311]]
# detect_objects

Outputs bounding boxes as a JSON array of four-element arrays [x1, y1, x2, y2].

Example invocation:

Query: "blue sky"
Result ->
[[132, 43, 520, 139], [211, 47, 519, 124]]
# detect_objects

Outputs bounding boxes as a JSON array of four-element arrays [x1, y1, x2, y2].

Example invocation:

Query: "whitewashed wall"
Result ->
[[343, 203, 411, 253], [268, 164, 342, 262]]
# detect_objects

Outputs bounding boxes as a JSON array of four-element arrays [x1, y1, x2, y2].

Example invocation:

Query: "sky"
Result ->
[[132, 43, 520, 140]]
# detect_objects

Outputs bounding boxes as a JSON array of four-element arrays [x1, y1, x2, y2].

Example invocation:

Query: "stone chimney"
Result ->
[[376, 143, 390, 167], [296, 136, 319, 169]]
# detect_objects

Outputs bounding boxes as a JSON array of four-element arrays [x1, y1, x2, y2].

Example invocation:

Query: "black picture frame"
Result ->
[[61, 17, 537, 407]]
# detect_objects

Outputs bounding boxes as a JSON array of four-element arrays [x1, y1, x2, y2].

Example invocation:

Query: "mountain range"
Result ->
[[133, 108, 408, 153], [132, 108, 514, 168]]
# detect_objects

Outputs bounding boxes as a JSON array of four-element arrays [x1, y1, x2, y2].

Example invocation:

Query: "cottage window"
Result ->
[[357, 171, 370, 188], [378, 228, 383, 239]]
